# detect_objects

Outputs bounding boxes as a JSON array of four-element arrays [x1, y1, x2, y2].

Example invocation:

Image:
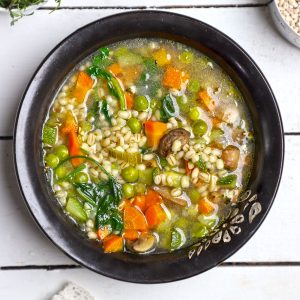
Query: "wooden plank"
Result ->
[[0, 7, 298, 136], [46, 0, 269, 8], [0, 136, 299, 265], [0, 267, 299, 299]]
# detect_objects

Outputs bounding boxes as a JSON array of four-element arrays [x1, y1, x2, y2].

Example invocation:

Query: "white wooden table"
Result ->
[[1, 0, 300, 299]]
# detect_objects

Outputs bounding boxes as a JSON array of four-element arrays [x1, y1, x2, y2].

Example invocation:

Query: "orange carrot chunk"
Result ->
[[198, 90, 216, 111], [108, 63, 123, 76], [61, 112, 83, 167], [97, 226, 111, 240], [73, 71, 93, 103], [163, 67, 189, 90], [125, 91, 134, 109], [144, 121, 168, 150], [124, 206, 148, 231], [132, 195, 146, 212], [103, 235, 123, 253], [145, 203, 166, 229], [198, 197, 215, 215], [145, 190, 162, 210], [123, 229, 140, 241]]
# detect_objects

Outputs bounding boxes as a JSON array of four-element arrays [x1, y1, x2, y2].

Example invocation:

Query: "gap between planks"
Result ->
[[1, 261, 300, 271], [40, 1, 273, 10]]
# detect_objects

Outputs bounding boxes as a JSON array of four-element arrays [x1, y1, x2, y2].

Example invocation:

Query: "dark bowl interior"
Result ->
[[14, 11, 284, 283]]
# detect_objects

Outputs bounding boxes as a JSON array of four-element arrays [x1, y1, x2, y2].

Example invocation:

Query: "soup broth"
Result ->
[[42, 38, 254, 254]]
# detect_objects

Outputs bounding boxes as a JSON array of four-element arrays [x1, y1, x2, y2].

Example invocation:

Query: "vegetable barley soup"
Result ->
[[42, 38, 254, 254]]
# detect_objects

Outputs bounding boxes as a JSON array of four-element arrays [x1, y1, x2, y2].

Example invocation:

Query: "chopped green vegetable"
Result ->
[[66, 197, 87, 223], [217, 174, 237, 189], [117, 51, 143, 67], [109, 149, 142, 165], [61, 164, 86, 181], [191, 223, 208, 238], [42, 125, 57, 145], [170, 228, 185, 250], [189, 107, 201, 121], [210, 127, 224, 142], [188, 188, 201, 204], [74, 172, 89, 184], [138, 168, 154, 185], [92, 47, 110, 68]]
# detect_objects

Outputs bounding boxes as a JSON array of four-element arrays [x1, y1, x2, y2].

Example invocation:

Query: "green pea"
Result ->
[[74, 172, 89, 184], [127, 117, 142, 134], [179, 51, 194, 64], [54, 145, 69, 160], [134, 183, 146, 195], [55, 166, 68, 179], [123, 183, 135, 199], [189, 107, 201, 121], [188, 79, 200, 93], [121, 166, 139, 183], [192, 119, 208, 137], [134, 95, 149, 111], [44, 154, 59, 168], [176, 95, 189, 113]]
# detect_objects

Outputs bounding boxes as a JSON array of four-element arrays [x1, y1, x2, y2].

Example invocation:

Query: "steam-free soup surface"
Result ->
[[42, 38, 254, 254]]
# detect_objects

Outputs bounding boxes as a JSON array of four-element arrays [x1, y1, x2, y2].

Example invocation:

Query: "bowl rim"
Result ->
[[13, 10, 284, 283]]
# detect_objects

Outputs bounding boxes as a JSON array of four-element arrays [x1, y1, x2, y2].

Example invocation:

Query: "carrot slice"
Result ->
[[145, 203, 166, 229], [108, 63, 123, 76], [61, 112, 83, 166], [184, 160, 192, 175], [103, 235, 123, 253], [123, 229, 140, 241], [163, 67, 189, 90], [73, 71, 93, 103], [132, 195, 146, 212], [125, 91, 134, 109], [198, 90, 216, 111], [145, 190, 162, 210], [124, 206, 148, 231], [144, 121, 168, 150], [198, 197, 215, 215], [97, 226, 111, 240]]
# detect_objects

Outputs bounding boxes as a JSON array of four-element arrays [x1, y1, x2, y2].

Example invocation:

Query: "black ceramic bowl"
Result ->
[[14, 11, 284, 283]]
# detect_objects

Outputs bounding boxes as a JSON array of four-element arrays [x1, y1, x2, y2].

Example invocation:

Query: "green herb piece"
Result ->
[[65, 197, 87, 223], [196, 157, 207, 172], [42, 125, 57, 145], [61, 164, 86, 181], [217, 174, 237, 189]]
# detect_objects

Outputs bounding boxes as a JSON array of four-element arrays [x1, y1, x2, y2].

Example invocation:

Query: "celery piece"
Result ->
[[42, 125, 57, 145], [66, 197, 88, 223]]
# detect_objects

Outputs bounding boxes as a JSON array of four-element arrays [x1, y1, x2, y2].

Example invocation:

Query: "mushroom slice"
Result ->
[[133, 233, 156, 253], [152, 186, 190, 207], [221, 145, 240, 171], [158, 128, 190, 157]]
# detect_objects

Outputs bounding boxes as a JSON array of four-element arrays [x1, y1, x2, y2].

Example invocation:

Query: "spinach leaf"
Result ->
[[160, 94, 178, 122], [101, 100, 112, 126], [92, 47, 110, 68], [217, 174, 237, 189]]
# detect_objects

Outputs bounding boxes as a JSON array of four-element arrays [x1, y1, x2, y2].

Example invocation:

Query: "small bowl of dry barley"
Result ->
[[270, 0, 300, 48]]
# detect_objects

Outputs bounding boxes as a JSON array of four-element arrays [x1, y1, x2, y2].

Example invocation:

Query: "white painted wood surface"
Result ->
[[1, 1, 300, 298], [1, 267, 300, 300]]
